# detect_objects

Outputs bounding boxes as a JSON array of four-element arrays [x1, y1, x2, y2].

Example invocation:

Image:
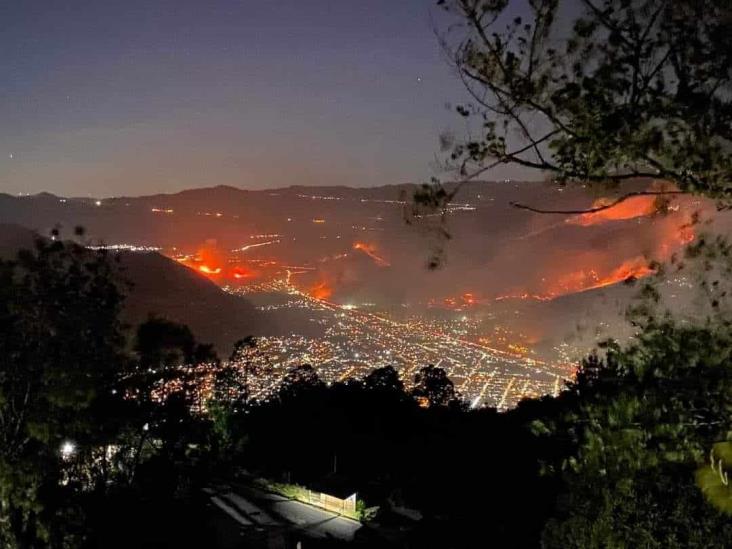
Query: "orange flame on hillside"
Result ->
[[568, 195, 660, 226], [429, 293, 483, 310], [495, 292, 554, 302], [495, 257, 655, 302], [309, 280, 333, 300], [550, 256, 655, 296], [199, 265, 222, 275], [183, 241, 225, 276], [173, 241, 262, 283], [499, 194, 697, 301], [353, 241, 390, 267]]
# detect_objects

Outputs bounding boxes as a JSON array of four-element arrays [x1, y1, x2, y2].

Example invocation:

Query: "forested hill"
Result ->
[[0, 223, 268, 354]]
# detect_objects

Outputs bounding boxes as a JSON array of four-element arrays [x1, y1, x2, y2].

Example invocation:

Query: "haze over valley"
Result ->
[[1, 179, 717, 409]]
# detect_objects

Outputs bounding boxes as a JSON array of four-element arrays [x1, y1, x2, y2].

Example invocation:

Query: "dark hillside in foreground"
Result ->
[[117, 250, 269, 354], [0, 224, 268, 354]]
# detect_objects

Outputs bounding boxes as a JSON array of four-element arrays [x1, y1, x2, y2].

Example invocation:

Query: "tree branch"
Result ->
[[510, 190, 687, 215]]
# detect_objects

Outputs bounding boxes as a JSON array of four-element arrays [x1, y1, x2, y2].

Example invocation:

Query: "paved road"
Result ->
[[207, 484, 362, 542]]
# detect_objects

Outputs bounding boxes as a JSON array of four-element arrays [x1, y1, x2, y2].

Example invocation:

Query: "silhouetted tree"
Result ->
[[0, 230, 228, 548], [363, 365, 405, 394], [206, 337, 260, 460], [122, 317, 218, 485], [278, 364, 324, 400], [418, 0, 731, 217], [0, 235, 127, 547], [225, 336, 262, 407], [411, 365, 458, 407], [535, 321, 732, 547]]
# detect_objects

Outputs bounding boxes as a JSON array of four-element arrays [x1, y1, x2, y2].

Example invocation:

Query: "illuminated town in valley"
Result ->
[[56, 182, 705, 413], [224, 279, 569, 410]]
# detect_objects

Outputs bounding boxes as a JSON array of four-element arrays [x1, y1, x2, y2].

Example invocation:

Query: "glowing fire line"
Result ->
[[353, 242, 390, 267]]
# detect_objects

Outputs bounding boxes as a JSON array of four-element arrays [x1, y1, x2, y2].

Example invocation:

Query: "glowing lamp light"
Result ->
[[60, 440, 76, 459]]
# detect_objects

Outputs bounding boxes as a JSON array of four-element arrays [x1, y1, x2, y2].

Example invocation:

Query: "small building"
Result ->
[[306, 476, 358, 516]]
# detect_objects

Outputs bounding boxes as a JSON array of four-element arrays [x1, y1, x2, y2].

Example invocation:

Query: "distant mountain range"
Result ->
[[0, 180, 721, 358], [0, 181, 639, 252]]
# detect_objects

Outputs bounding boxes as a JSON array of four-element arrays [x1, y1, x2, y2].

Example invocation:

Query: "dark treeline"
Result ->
[[235, 364, 562, 547], [225, 344, 732, 548], [0, 234, 222, 548]]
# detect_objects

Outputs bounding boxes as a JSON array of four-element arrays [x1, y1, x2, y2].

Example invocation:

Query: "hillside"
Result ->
[[0, 224, 267, 355]]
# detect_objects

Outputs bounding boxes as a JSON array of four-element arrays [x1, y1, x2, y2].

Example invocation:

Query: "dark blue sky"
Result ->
[[1, 0, 537, 197]]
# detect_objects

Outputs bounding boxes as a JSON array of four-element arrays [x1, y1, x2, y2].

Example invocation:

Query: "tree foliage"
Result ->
[[422, 0, 732, 215], [363, 365, 405, 395], [411, 365, 460, 407], [0, 236, 127, 547], [0, 235, 222, 548], [277, 364, 325, 400], [535, 320, 732, 547]]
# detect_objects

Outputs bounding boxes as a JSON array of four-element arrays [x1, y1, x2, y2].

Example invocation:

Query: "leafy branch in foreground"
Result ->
[[535, 319, 732, 547], [410, 0, 731, 230], [435, 0, 732, 201]]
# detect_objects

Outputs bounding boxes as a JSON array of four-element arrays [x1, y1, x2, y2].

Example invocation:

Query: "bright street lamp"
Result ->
[[60, 440, 76, 459]]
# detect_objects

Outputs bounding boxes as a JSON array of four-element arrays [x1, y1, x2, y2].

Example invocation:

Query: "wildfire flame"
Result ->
[[498, 198, 698, 303], [429, 293, 482, 310], [550, 256, 655, 296], [309, 280, 333, 300], [198, 265, 222, 275], [495, 292, 554, 302], [173, 241, 262, 283], [353, 242, 390, 267], [567, 195, 660, 226], [494, 263, 652, 302]]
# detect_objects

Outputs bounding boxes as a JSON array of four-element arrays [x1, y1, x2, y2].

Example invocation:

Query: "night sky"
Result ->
[[1, 0, 537, 197]]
